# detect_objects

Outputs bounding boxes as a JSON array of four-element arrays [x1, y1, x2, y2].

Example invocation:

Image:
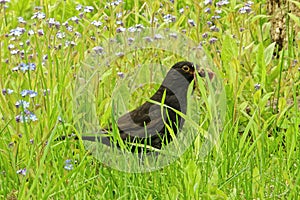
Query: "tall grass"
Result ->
[[0, 0, 299, 199]]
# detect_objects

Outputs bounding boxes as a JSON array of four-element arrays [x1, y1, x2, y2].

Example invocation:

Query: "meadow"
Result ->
[[0, 0, 299, 199]]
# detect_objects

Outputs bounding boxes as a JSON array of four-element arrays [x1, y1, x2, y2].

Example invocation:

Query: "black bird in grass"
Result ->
[[63, 61, 213, 152]]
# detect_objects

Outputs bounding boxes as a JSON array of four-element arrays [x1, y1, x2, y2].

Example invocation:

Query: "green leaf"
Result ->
[[251, 14, 269, 23], [288, 13, 300, 27], [259, 92, 274, 109], [254, 43, 266, 86], [264, 42, 276, 66], [289, 0, 300, 9], [269, 64, 280, 82], [256, 43, 265, 70], [253, 90, 261, 105], [221, 35, 238, 65]]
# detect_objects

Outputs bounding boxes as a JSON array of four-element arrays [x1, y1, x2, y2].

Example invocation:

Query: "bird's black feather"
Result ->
[[72, 61, 211, 152]]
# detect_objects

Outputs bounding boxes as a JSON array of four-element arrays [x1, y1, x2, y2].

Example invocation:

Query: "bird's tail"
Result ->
[[55, 129, 112, 146], [81, 129, 112, 146]]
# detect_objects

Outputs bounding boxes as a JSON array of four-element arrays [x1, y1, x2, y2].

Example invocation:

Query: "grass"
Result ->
[[0, 0, 299, 199]]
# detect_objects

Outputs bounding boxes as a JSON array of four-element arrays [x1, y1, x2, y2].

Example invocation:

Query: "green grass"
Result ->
[[0, 0, 299, 199]]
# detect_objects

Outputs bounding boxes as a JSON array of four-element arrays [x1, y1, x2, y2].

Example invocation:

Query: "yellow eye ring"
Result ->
[[182, 65, 190, 72]]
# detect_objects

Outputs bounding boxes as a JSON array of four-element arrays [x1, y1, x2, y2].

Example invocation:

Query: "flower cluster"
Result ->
[[239, 1, 254, 14], [15, 95, 38, 123], [12, 63, 36, 72], [201, 0, 230, 46], [20, 89, 38, 98], [3, 62, 40, 123], [16, 110, 38, 123]]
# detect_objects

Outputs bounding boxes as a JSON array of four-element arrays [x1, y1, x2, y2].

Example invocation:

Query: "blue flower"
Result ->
[[210, 25, 220, 32], [29, 112, 38, 121], [20, 90, 28, 97], [163, 14, 176, 23], [216, 0, 229, 7], [31, 12, 46, 20], [254, 83, 261, 90], [93, 46, 104, 54], [16, 114, 28, 123], [0, 0, 10, 5], [239, 6, 252, 14], [135, 24, 145, 30], [188, 19, 196, 27], [215, 10, 222, 14], [16, 63, 36, 72], [128, 26, 137, 32], [143, 36, 153, 42], [245, 1, 254, 7], [211, 15, 221, 20], [30, 139, 34, 144], [57, 116, 63, 123], [202, 32, 208, 38], [64, 159, 74, 171], [70, 16, 80, 23], [8, 44, 15, 50], [204, 7, 211, 13], [65, 41, 76, 47], [115, 52, 125, 58], [128, 37, 134, 44], [91, 20, 102, 27], [9, 27, 26, 37], [18, 17, 26, 24], [16, 168, 27, 176], [107, 0, 123, 7], [28, 63, 36, 70], [16, 110, 38, 123], [169, 33, 177, 39], [116, 27, 126, 33], [66, 26, 73, 32], [56, 31, 65, 39], [84, 6, 94, 13], [28, 30, 35, 36], [154, 34, 164, 40], [37, 29, 44, 36], [43, 89, 50, 96], [15, 100, 30, 109], [116, 12, 123, 18], [20, 89, 38, 98], [116, 20, 123, 25], [10, 50, 19, 56], [117, 72, 124, 78], [204, 0, 212, 6], [209, 37, 218, 44], [2, 88, 13, 95], [75, 4, 83, 11]]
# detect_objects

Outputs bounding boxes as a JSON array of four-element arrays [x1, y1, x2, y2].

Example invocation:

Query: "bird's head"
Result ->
[[171, 61, 214, 83]]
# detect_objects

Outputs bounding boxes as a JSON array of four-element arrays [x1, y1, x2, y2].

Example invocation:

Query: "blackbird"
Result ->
[[79, 61, 213, 152]]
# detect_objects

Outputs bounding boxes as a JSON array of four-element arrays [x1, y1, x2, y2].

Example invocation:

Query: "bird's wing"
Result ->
[[117, 102, 168, 139]]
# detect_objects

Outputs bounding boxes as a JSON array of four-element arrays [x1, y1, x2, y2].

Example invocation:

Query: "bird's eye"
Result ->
[[182, 65, 190, 72]]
